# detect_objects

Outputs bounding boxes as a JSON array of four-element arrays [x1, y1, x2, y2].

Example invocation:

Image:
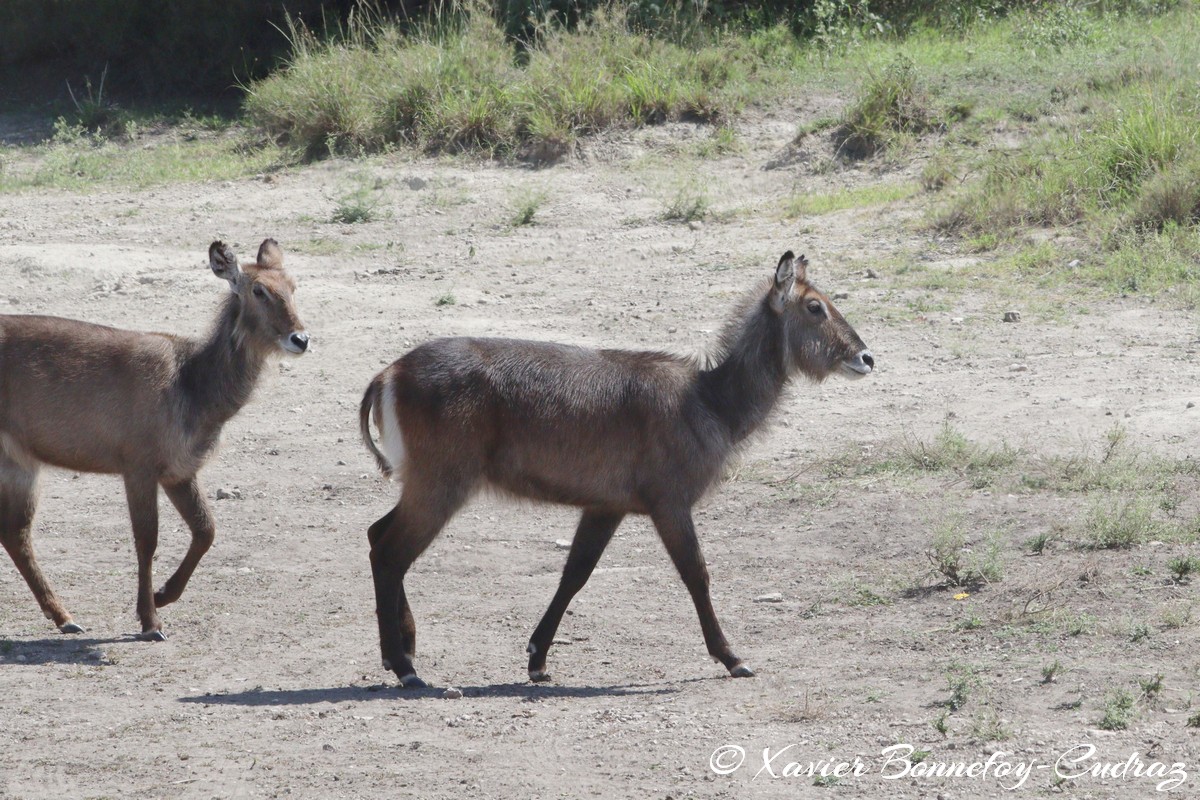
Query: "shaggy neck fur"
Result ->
[[178, 295, 269, 436], [698, 286, 792, 445]]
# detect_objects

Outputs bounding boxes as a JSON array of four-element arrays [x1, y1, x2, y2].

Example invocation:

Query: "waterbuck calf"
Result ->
[[0, 239, 308, 639], [360, 251, 872, 686]]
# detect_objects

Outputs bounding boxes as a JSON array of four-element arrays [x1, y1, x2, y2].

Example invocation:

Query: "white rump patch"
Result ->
[[379, 379, 407, 477]]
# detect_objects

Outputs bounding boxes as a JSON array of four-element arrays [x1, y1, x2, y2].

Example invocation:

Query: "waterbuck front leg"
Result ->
[[527, 509, 624, 682], [650, 507, 753, 678], [0, 458, 82, 633], [123, 473, 165, 641], [156, 477, 216, 608]]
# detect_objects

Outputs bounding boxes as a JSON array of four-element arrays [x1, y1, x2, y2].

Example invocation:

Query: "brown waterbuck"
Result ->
[[359, 250, 872, 687], [0, 239, 308, 640]]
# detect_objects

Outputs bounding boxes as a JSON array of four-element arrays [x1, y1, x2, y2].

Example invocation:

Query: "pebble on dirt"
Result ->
[[443, 687, 463, 699], [1003, 310, 1021, 322]]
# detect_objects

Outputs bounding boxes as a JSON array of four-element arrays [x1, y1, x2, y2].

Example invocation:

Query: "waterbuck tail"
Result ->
[[360, 375, 393, 479]]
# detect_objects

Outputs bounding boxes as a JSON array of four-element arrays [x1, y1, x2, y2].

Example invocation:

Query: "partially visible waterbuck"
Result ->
[[0, 239, 308, 640], [360, 250, 873, 686]]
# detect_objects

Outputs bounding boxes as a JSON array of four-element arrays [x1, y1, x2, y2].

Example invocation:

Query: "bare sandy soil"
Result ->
[[1, 112, 1198, 799]]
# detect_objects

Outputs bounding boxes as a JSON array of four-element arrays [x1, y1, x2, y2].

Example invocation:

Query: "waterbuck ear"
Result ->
[[208, 241, 241, 286], [256, 238, 284, 271], [770, 250, 797, 313]]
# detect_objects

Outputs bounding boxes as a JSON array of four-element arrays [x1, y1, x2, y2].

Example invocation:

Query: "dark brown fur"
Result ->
[[361, 251, 873, 686], [0, 239, 308, 638]]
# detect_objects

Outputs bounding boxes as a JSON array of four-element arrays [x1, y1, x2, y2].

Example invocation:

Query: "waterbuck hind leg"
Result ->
[[527, 510, 624, 682], [650, 508, 753, 678], [156, 478, 217, 608], [124, 474, 165, 641], [0, 459, 80, 632], [369, 477, 469, 688]]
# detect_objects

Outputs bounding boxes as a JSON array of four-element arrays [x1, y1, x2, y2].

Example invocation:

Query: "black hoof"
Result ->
[[136, 629, 167, 642], [529, 669, 552, 683], [59, 622, 85, 634], [729, 663, 755, 678], [399, 673, 427, 689]]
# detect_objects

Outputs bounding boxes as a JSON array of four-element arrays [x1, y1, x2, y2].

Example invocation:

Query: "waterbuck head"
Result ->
[[209, 239, 309, 355], [769, 250, 873, 380]]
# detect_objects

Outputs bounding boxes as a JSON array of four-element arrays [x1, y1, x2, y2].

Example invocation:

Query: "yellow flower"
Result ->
[[953, 592, 970, 600]]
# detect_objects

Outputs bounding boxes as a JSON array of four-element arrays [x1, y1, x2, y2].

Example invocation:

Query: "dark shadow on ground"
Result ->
[[0, 634, 140, 666], [178, 679, 698, 706]]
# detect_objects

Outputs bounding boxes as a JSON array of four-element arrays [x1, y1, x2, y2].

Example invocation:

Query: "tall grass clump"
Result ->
[[940, 88, 1200, 237], [833, 56, 942, 158], [246, 4, 798, 159], [937, 75, 1200, 300]]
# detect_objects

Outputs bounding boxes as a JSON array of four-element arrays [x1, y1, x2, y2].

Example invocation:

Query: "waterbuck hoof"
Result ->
[[399, 674, 427, 689], [59, 622, 85, 634], [528, 669, 551, 683], [136, 629, 167, 642], [729, 663, 755, 678]]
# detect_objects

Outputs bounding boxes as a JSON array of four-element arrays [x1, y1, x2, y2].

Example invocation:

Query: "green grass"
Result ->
[[944, 664, 979, 712], [783, 182, 920, 218], [833, 56, 952, 159], [244, 6, 803, 159], [0, 122, 286, 191], [508, 187, 548, 227], [927, 519, 1004, 588], [1098, 688, 1136, 731], [660, 178, 712, 222], [1084, 496, 1162, 550], [1168, 555, 1200, 583], [920, 4, 1200, 304]]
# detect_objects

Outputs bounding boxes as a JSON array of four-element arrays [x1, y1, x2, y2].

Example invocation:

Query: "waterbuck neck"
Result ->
[[699, 296, 790, 444], [177, 295, 269, 433]]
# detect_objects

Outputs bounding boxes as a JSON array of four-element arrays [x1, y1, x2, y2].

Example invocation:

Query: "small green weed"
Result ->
[[927, 521, 1004, 587], [1025, 530, 1056, 555], [1041, 660, 1063, 684], [1167, 554, 1200, 583], [1085, 496, 1160, 549], [508, 187, 547, 227], [971, 709, 1012, 741], [1160, 602, 1194, 630], [1099, 688, 1136, 731], [955, 612, 985, 632], [1138, 673, 1164, 700], [945, 664, 979, 711], [661, 181, 710, 223], [331, 174, 386, 224]]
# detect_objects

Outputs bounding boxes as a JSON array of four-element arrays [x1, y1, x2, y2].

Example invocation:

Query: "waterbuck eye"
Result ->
[[806, 300, 824, 316], [252, 285, 268, 301]]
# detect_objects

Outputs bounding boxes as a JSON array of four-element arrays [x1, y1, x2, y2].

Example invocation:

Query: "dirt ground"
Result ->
[[1, 111, 1198, 799]]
